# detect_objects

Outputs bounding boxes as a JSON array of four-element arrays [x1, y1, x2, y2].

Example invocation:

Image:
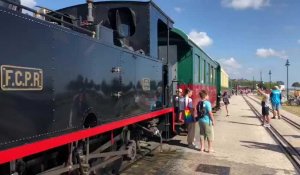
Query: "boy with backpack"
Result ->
[[197, 90, 215, 153]]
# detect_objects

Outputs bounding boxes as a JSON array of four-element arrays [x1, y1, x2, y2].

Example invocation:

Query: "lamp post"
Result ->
[[269, 70, 272, 89], [260, 71, 263, 88], [285, 59, 290, 100], [252, 76, 255, 90]]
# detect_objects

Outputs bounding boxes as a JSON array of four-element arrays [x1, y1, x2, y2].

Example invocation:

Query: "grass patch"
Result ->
[[282, 105, 300, 117], [254, 95, 300, 117]]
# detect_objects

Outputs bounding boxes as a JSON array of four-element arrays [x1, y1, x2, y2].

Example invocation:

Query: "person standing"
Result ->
[[270, 86, 282, 119], [175, 88, 185, 123], [183, 88, 196, 148], [222, 91, 230, 116], [198, 90, 215, 153], [216, 91, 222, 110], [257, 87, 271, 127]]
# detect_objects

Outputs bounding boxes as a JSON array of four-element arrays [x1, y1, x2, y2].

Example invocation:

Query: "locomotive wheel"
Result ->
[[94, 157, 123, 175], [126, 140, 137, 161], [91, 140, 123, 175]]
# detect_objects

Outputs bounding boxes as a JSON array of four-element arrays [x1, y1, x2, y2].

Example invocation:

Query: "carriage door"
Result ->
[[159, 45, 178, 106]]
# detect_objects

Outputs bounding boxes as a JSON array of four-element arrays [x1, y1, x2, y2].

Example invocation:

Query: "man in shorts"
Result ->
[[198, 90, 215, 153], [270, 86, 282, 119]]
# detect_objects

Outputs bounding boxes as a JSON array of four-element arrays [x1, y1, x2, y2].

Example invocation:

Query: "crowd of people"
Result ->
[[176, 88, 217, 153], [175, 85, 283, 152], [257, 85, 283, 127]]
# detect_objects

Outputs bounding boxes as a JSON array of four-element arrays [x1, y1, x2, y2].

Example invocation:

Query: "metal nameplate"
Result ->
[[141, 78, 150, 91], [1, 65, 43, 91]]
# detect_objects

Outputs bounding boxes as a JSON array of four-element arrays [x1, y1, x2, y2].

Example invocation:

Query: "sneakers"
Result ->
[[263, 123, 270, 128], [188, 144, 196, 149], [272, 116, 281, 119]]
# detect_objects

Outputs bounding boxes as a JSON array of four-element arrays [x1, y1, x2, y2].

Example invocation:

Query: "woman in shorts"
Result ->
[[222, 91, 230, 116]]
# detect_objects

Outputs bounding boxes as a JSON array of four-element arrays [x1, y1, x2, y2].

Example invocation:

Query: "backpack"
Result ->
[[197, 101, 206, 119]]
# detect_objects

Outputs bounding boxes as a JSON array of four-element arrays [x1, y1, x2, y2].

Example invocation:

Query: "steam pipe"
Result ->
[[86, 0, 94, 23]]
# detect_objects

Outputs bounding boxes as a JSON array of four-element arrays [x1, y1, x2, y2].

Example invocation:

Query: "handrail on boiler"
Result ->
[[0, 0, 94, 37]]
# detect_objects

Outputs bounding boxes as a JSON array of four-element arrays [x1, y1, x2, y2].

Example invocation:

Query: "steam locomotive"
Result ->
[[0, 0, 229, 174]]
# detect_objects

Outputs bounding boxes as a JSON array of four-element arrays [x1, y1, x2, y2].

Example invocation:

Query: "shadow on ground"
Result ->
[[166, 139, 188, 148], [227, 121, 261, 126], [240, 140, 297, 155], [283, 135, 300, 139], [241, 115, 258, 119]]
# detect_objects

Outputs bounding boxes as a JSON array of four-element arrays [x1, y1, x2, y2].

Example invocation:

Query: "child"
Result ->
[[222, 91, 230, 116], [198, 90, 215, 153], [257, 86, 271, 127], [176, 88, 185, 123]]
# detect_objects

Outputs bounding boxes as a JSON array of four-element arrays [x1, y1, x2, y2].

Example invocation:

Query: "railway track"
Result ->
[[242, 96, 300, 173], [247, 95, 300, 131]]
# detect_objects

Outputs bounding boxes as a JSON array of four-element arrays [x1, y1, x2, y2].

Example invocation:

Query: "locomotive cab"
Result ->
[[108, 7, 136, 49], [57, 1, 173, 57]]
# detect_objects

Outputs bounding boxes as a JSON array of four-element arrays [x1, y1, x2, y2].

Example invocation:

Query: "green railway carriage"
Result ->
[[166, 28, 220, 108]]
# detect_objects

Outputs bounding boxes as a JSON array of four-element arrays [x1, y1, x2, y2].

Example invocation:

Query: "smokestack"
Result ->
[[87, 0, 94, 23]]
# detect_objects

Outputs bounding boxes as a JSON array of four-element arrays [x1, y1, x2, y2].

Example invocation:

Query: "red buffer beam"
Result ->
[[0, 107, 174, 164]]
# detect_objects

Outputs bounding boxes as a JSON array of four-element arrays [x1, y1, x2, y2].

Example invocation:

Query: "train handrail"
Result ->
[[0, 0, 94, 37], [36, 5, 79, 21]]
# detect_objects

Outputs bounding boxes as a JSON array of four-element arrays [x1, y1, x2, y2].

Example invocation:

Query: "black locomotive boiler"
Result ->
[[0, 0, 176, 174]]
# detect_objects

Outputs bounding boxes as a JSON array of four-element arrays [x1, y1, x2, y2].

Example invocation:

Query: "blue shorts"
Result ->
[[272, 103, 281, 110]]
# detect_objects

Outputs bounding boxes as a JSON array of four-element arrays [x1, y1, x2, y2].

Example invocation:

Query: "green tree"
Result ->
[[292, 82, 300, 89], [277, 81, 284, 85]]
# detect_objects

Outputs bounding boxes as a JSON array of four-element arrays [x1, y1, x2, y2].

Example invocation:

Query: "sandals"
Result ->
[[208, 149, 215, 153]]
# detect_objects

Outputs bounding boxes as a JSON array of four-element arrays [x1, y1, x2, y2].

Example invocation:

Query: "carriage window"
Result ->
[[157, 20, 169, 61], [194, 55, 200, 83], [203, 60, 206, 84], [211, 66, 214, 85], [207, 63, 210, 85], [118, 24, 130, 38], [200, 58, 204, 84]]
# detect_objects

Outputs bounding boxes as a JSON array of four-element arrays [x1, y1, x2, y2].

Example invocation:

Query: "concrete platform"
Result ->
[[245, 95, 300, 156], [250, 94, 300, 125], [121, 95, 297, 175]]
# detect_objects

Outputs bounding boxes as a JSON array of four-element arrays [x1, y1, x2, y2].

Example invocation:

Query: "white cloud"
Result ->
[[219, 57, 242, 69], [222, 0, 270, 10], [245, 67, 254, 74], [188, 30, 213, 48], [256, 48, 287, 59], [218, 58, 256, 79], [20, 0, 37, 8], [174, 7, 183, 13]]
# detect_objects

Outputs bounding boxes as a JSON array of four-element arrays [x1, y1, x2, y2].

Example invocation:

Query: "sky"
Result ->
[[21, 0, 300, 87]]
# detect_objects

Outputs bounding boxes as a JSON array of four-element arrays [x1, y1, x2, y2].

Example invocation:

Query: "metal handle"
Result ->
[[111, 67, 121, 73], [112, 91, 122, 98]]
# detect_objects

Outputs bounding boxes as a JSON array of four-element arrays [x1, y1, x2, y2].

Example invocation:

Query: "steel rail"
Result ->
[[242, 95, 300, 173], [247, 95, 300, 130]]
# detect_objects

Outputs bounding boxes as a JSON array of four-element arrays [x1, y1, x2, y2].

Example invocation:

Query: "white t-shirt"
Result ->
[[185, 96, 193, 109], [262, 93, 270, 107]]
